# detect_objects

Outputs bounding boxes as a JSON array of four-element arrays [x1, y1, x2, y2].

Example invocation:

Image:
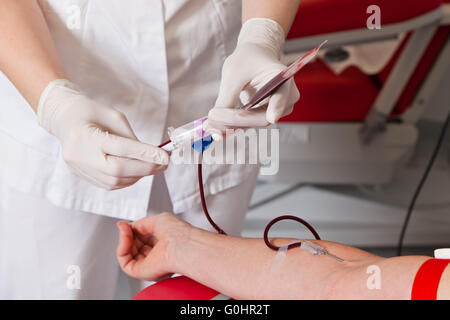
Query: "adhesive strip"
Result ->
[[270, 242, 298, 274]]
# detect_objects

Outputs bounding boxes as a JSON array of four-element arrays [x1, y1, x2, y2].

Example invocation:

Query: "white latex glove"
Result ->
[[208, 18, 300, 138], [37, 79, 169, 190]]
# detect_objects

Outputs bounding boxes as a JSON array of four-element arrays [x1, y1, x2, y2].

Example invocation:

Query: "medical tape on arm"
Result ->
[[270, 242, 297, 274]]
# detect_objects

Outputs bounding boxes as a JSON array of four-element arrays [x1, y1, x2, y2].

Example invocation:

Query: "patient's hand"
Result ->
[[116, 212, 191, 281]]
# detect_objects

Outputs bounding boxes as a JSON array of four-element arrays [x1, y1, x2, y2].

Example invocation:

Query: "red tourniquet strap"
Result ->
[[411, 259, 450, 300]]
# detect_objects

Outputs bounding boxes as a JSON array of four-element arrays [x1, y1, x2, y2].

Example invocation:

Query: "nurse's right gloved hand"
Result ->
[[37, 79, 169, 190], [208, 18, 300, 139]]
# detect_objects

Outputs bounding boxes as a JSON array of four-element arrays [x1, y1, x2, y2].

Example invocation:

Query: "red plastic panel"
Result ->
[[378, 26, 450, 116], [288, 0, 442, 39], [281, 59, 379, 122]]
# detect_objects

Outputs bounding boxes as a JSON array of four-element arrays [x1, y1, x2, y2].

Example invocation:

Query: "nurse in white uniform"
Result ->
[[0, 0, 300, 299]]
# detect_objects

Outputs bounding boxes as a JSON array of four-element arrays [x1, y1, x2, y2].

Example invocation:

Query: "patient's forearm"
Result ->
[[173, 228, 370, 299], [173, 228, 432, 299]]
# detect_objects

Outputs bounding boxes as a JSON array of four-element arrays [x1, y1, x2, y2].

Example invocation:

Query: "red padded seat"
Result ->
[[288, 0, 442, 39], [281, 59, 379, 122], [283, 0, 447, 122], [133, 276, 221, 300]]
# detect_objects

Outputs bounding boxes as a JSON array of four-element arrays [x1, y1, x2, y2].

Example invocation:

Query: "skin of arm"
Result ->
[[117, 213, 448, 300], [172, 228, 431, 300], [0, 0, 67, 110], [242, 0, 302, 34]]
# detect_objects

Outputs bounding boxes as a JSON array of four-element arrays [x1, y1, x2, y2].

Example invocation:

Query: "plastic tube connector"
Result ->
[[301, 241, 345, 262], [301, 241, 326, 255], [166, 117, 210, 151]]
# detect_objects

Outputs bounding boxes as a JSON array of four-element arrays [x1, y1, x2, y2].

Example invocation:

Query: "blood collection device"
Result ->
[[160, 41, 327, 153]]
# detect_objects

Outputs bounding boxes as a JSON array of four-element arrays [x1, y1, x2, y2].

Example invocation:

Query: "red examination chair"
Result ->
[[273, 0, 450, 185], [134, 0, 450, 300]]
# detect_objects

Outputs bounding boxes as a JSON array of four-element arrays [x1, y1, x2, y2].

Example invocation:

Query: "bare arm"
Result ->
[[117, 213, 448, 300], [242, 0, 301, 34], [173, 228, 431, 300], [0, 0, 66, 110]]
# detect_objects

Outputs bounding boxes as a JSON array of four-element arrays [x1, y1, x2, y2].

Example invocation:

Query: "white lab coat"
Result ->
[[0, 0, 257, 221], [0, 0, 260, 299]]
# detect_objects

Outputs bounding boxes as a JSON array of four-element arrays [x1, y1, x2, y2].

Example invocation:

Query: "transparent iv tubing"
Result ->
[[163, 117, 209, 152]]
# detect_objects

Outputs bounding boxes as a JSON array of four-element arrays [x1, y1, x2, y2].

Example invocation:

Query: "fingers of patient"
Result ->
[[132, 237, 154, 258], [131, 244, 139, 257], [131, 225, 156, 248], [131, 216, 158, 236], [118, 221, 161, 273], [116, 222, 134, 256], [135, 253, 146, 261], [138, 244, 152, 256], [133, 235, 145, 249]]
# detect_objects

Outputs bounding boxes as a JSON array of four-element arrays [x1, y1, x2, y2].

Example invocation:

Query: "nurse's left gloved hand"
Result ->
[[37, 79, 169, 190], [208, 18, 300, 138]]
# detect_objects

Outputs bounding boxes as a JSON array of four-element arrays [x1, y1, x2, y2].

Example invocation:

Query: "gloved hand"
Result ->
[[208, 18, 300, 138], [37, 79, 169, 190]]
